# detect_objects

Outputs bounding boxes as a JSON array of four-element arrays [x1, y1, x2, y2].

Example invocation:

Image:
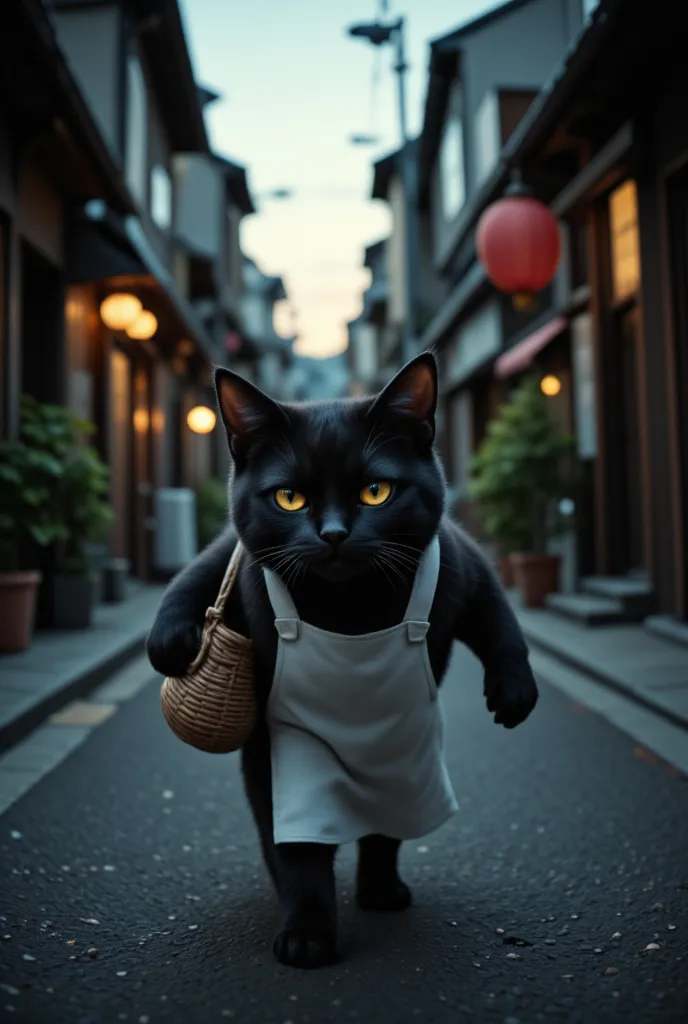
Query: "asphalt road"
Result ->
[[1, 644, 687, 1024]]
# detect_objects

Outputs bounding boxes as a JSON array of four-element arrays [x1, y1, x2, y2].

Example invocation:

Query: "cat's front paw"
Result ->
[[147, 617, 202, 677], [484, 660, 538, 729], [273, 925, 337, 969]]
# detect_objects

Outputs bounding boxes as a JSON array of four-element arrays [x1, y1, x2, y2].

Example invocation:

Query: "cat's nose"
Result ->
[[320, 526, 349, 548]]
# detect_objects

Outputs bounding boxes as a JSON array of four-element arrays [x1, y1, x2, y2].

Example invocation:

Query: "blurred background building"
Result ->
[[2, 0, 688, 647], [349, 0, 688, 635]]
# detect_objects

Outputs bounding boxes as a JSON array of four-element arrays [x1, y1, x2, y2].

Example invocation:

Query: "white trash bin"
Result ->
[[154, 488, 198, 575]]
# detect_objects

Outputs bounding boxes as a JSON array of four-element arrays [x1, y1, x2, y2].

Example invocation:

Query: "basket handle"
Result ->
[[213, 540, 244, 615]]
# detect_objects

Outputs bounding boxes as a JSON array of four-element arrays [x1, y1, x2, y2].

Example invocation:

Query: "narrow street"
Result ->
[[1, 645, 686, 1024]]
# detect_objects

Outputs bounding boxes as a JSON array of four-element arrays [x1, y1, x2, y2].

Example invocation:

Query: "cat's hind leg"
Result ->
[[356, 834, 412, 912], [241, 729, 338, 968]]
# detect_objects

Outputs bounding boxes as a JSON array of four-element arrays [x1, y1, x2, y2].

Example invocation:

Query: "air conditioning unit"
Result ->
[[154, 488, 198, 574]]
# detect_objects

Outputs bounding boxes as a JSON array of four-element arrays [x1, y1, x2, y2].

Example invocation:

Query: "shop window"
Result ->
[[151, 164, 172, 231], [450, 389, 474, 491], [609, 179, 640, 303], [439, 84, 466, 222], [125, 53, 148, 208]]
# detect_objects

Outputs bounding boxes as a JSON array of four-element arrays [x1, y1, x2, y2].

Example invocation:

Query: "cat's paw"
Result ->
[[356, 878, 412, 913], [273, 925, 338, 969], [146, 618, 202, 677], [484, 660, 539, 729]]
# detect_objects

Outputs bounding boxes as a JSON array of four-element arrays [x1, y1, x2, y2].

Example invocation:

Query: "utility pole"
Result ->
[[348, 15, 420, 365]]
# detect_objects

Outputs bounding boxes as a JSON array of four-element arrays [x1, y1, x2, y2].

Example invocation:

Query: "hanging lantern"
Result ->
[[476, 173, 561, 311], [187, 405, 216, 434], [126, 309, 158, 340], [99, 293, 142, 331]]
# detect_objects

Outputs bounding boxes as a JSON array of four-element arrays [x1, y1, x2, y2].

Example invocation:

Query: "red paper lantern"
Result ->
[[476, 183, 561, 310]]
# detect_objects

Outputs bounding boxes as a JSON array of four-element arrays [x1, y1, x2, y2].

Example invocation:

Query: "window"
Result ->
[[474, 90, 500, 187], [609, 179, 640, 303], [439, 85, 465, 221], [582, 0, 600, 18], [125, 54, 148, 207], [450, 389, 473, 490], [151, 164, 172, 231]]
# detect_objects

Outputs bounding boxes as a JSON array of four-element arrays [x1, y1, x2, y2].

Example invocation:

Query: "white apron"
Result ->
[[263, 534, 458, 845]]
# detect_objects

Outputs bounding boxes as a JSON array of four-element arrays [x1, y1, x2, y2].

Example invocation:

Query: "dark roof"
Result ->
[[134, 0, 209, 152], [371, 139, 417, 201], [418, 1, 534, 195], [364, 238, 386, 267], [263, 275, 287, 302], [49, 0, 209, 152], [428, 0, 533, 49], [212, 154, 256, 215], [197, 84, 221, 109], [434, 0, 631, 265], [2, 0, 133, 212]]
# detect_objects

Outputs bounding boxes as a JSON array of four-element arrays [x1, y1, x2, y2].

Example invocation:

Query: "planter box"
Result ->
[[496, 555, 515, 590], [511, 553, 561, 608], [0, 571, 42, 653], [53, 573, 97, 630]]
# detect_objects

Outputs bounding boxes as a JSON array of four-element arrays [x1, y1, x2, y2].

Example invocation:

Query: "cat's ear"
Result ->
[[367, 352, 437, 442], [215, 367, 288, 458]]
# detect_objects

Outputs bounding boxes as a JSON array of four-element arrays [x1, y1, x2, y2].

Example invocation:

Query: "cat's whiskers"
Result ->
[[371, 554, 398, 591], [373, 551, 410, 588], [364, 432, 406, 460]]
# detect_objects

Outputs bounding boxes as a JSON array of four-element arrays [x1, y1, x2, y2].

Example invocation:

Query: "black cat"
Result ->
[[147, 352, 538, 969]]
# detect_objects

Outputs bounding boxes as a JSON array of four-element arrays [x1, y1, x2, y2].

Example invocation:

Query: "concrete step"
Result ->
[[545, 592, 629, 626], [645, 614, 688, 650], [580, 575, 655, 619]]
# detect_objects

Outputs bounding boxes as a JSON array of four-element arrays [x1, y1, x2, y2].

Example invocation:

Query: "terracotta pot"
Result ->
[[511, 553, 561, 608], [0, 571, 42, 653], [496, 555, 515, 589]]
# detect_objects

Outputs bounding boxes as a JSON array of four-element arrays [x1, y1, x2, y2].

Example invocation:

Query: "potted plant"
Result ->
[[468, 432, 533, 589], [20, 396, 113, 629], [195, 477, 229, 550], [53, 429, 113, 629], [0, 436, 65, 652], [469, 375, 574, 607]]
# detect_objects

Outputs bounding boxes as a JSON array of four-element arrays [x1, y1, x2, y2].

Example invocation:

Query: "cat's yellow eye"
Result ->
[[275, 488, 307, 512], [360, 481, 392, 507]]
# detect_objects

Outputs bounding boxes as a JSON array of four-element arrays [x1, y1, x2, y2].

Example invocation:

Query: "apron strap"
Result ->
[[404, 534, 441, 623], [263, 565, 300, 621]]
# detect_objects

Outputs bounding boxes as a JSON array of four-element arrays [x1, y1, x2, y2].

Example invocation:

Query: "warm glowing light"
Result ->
[[100, 293, 142, 331], [187, 405, 216, 434], [541, 375, 562, 397], [126, 309, 158, 340], [133, 408, 150, 433]]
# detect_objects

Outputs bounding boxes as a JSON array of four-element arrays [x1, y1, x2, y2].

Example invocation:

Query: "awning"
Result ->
[[495, 314, 568, 379]]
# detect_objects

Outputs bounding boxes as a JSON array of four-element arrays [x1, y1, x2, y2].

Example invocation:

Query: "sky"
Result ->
[[179, 0, 500, 358]]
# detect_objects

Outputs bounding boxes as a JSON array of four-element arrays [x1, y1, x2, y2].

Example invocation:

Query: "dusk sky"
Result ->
[[179, 0, 499, 358]]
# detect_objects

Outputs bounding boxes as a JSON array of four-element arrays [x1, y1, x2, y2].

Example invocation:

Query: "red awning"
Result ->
[[495, 315, 568, 379]]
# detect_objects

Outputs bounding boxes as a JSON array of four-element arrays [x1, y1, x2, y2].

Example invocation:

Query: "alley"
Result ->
[[1, 645, 686, 1024]]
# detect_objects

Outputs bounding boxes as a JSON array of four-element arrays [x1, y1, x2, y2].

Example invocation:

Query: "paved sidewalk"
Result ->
[[0, 584, 164, 752], [511, 592, 688, 730]]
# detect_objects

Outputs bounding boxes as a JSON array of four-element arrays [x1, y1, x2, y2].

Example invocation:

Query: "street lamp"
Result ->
[[346, 15, 419, 364]]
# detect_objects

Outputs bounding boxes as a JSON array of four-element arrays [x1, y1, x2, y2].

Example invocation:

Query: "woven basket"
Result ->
[[160, 542, 256, 754]]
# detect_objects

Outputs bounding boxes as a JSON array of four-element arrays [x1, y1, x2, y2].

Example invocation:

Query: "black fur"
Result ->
[[147, 353, 538, 969]]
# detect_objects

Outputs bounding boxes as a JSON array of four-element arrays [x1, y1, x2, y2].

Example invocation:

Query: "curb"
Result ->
[[519, 620, 688, 733], [0, 634, 149, 754]]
